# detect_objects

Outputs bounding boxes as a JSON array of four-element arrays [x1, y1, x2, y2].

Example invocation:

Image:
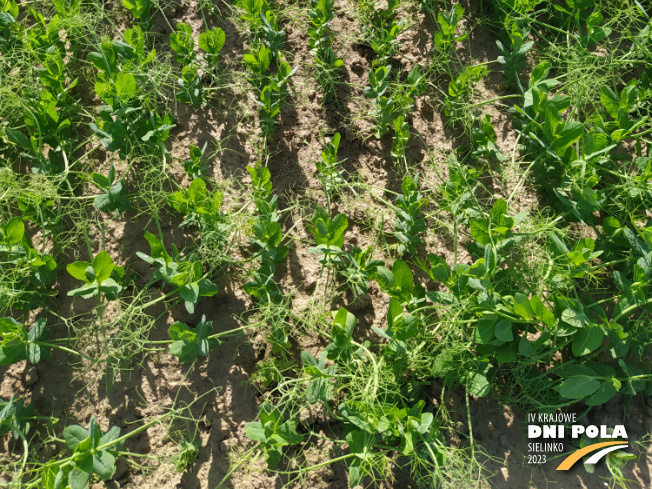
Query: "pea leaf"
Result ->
[[494, 320, 513, 342], [572, 326, 604, 356], [513, 293, 534, 319], [585, 380, 618, 406], [168, 315, 220, 363], [559, 377, 600, 400]]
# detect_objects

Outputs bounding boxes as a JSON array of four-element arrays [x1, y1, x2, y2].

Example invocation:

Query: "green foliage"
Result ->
[[183, 142, 209, 179], [361, 0, 403, 67], [468, 198, 518, 247], [25, 9, 66, 61], [2, 3, 651, 487], [375, 259, 414, 304], [308, 0, 343, 95], [309, 205, 348, 248], [199, 27, 226, 66], [0, 395, 36, 442], [444, 64, 488, 126], [245, 403, 303, 469], [168, 23, 209, 107], [87, 36, 156, 77], [243, 42, 296, 140], [90, 162, 132, 214], [392, 175, 426, 256], [434, 4, 466, 52], [0, 217, 57, 311], [260, 11, 286, 56], [0, 1, 21, 50], [315, 132, 345, 194], [137, 232, 217, 313], [35, 50, 79, 100], [363, 64, 391, 99], [122, 0, 151, 21], [168, 315, 220, 364], [373, 298, 419, 354], [168, 178, 223, 230], [238, 0, 270, 36], [363, 63, 422, 143], [496, 19, 533, 87], [247, 164, 288, 265], [53, 416, 122, 488], [238, 0, 284, 57], [339, 246, 383, 296], [0, 317, 49, 365], [170, 23, 195, 65], [0, 217, 29, 255], [89, 102, 175, 161], [244, 164, 287, 304], [18, 195, 59, 237], [438, 161, 481, 225], [308, 205, 349, 266], [301, 350, 335, 404], [4, 60, 77, 174], [325, 307, 357, 363], [391, 115, 410, 163], [170, 438, 201, 472], [472, 114, 506, 161], [176, 65, 204, 108], [243, 43, 272, 85], [364, 65, 402, 138], [87, 37, 175, 159], [67, 251, 124, 300]]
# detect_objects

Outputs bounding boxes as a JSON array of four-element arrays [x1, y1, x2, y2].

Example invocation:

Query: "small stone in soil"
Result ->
[[24, 368, 38, 387]]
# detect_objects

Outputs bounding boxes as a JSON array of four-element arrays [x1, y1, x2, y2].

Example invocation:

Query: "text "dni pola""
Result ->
[[528, 424, 628, 439]]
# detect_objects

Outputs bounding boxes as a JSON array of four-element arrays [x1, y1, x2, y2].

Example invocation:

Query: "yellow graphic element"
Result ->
[[556, 441, 628, 470]]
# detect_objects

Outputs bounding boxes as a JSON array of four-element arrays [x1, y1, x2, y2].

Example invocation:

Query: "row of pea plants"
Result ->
[[238, 0, 296, 142], [360, 0, 425, 164]]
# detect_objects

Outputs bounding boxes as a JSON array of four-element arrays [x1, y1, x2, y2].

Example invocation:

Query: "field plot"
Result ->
[[1, 0, 652, 487]]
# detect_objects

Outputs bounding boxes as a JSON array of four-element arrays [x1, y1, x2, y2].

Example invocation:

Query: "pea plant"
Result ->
[[90, 162, 132, 214], [433, 3, 466, 55], [4, 38, 78, 174], [67, 251, 124, 301], [0, 317, 49, 366], [360, 0, 403, 67], [170, 23, 204, 108], [244, 164, 288, 304], [169, 23, 226, 107], [137, 232, 218, 314], [338, 246, 384, 297], [87, 37, 175, 160], [364, 65, 400, 138], [243, 45, 297, 141], [496, 19, 533, 88], [392, 175, 427, 256], [0, 217, 57, 312], [52, 416, 123, 487], [182, 142, 210, 179], [35, 406, 203, 489], [239, 1, 295, 140], [307, 205, 349, 267], [307, 0, 343, 97], [3, 1, 652, 488], [199, 27, 226, 69], [167, 315, 220, 364], [314, 132, 346, 205], [122, 0, 152, 25], [167, 177, 224, 231]]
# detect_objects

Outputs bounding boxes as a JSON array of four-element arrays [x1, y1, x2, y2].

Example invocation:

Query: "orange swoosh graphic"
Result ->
[[556, 441, 627, 470]]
